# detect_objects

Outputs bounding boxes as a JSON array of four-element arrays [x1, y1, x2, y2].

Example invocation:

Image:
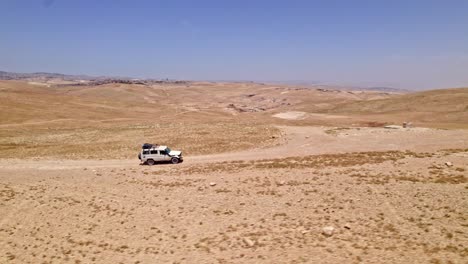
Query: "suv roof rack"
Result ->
[[142, 143, 160, 149]]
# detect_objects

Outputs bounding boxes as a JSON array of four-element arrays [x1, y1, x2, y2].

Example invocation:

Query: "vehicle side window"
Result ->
[[143, 150, 149, 155], [159, 150, 166, 155], [150, 150, 158, 154]]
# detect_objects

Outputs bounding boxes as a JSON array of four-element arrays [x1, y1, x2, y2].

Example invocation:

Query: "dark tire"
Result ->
[[171, 157, 179, 164], [147, 159, 155, 166]]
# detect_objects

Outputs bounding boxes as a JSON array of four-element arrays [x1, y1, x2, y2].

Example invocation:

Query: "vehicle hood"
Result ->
[[169, 150, 182, 156]]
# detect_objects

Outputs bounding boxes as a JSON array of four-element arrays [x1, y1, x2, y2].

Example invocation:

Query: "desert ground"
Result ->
[[0, 80, 467, 263]]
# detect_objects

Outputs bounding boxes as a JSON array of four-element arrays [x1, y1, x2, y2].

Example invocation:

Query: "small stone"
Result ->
[[242, 237, 255, 247], [322, 226, 335, 237], [384, 125, 402, 129], [301, 230, 309, 235], [445, 162, 453, 167], [403, 122, 413, 128], [344, 223, 351, 230], [278, 180, 286, 186], [209, 182, 217, 186]]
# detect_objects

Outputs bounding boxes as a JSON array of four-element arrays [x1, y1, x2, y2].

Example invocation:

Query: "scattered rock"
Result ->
[[322, 226, 335, 237], [278, 180, 286, 186], [384, 125, 402, 129], [209, 182, 217, 186], [242, 237, 255, 247], [445, 162, 453, 167], [227, 103, 266, 113], [273, 111, 306, 120], [344, 223, 351, 230], [403, 122, 413, 128]]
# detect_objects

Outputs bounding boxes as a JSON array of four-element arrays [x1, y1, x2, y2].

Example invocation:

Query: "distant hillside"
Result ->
[[0, 71, 98, 81], [1, 79, 466, 129], [0, 71, 410, 93], [325, 86, 409, 93], [324, 87, 468, 128], [329, 88, 468, 112], [0, 71, 187, 86], [361, 87, 409, 93]]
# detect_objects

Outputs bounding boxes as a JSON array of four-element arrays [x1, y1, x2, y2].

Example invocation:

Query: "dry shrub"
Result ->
[[361, 121, 388, 127], [0, 122, 279, 159], [158, 150, 423, 176]]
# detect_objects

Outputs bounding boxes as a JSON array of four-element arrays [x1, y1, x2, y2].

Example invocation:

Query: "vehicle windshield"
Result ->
[[165, 147, 171, 153]]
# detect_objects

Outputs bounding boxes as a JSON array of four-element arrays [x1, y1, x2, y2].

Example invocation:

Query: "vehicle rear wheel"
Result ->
[[147, 159, 155, 166], [171, 157, 179, 164]]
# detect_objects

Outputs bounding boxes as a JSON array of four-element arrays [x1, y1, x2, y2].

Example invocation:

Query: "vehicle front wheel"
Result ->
[[171, 157, 179, 164], [147, 159, 155, 166]]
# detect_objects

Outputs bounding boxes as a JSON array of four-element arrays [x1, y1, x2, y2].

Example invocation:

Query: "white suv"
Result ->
[[138, 144, 183, 165]]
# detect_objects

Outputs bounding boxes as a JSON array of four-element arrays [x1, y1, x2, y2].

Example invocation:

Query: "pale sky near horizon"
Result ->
[[1, 0, 468, 89]]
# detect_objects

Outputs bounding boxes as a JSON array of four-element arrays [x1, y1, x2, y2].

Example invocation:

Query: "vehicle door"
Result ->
[[142, 149, 150, 160], [149, 149, 162, 161], [159, 150, 171, 161]]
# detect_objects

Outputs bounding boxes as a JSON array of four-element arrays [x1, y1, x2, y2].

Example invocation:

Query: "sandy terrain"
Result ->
[[0, 81, 467, 263], [1, 126, 467, 169], [273, 111, 307, 120], [1, 125, 467, 263]]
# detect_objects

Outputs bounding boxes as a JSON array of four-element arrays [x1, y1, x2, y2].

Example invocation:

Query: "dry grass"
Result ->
[[0, 122, 279, 159], [153, 150, 441, 176], [2, 81, 467, 162], [322, 88, 468, 129], [1, 80, 468, 263], [1, 150, 467, 263], [324, 127, 351, 135]]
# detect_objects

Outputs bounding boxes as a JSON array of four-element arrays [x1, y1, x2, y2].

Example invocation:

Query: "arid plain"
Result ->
[[0, 80, 467, 263]]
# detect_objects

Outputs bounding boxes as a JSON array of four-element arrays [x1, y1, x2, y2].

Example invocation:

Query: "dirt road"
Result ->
[[1, 126, 467, 263], [1, 126, 467, 170]]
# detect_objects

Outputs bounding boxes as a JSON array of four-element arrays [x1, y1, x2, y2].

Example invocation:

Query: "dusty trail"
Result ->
[[190, 126, 468, 162], [0, 126, 467, 170]]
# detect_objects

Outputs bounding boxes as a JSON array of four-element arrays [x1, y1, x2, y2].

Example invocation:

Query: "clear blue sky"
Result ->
[[1, 0, 468, 89]]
